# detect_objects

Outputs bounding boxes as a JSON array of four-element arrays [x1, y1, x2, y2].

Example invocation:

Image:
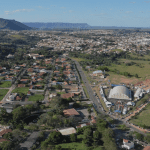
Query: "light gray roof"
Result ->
[[109, 86, 131, 100], [134, 88, 142, 98], [58, 127, 76, 135]]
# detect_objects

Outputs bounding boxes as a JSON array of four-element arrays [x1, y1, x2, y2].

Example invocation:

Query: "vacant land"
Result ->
[[28, 94, 44, 102], [111, 59, 150, 80], [129, 103, 150, 127], [12, 87, 29, 95], [0, 81, 11, 88], [0, 89, 9, 101], [106, 71, 139, 85]]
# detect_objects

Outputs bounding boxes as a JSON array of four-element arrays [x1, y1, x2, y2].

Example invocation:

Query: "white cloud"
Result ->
[[5, 9, 34, 15]]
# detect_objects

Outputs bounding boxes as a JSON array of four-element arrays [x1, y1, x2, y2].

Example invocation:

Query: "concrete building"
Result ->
[[134, 88, 143, 99], [108, 86, 132, 100]]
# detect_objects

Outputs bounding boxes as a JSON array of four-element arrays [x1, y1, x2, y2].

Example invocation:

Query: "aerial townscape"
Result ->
[[1, 1, 150, 150]]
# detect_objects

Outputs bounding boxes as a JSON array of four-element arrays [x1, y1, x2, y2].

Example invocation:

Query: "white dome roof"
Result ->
[[109, 86, 131, 100]]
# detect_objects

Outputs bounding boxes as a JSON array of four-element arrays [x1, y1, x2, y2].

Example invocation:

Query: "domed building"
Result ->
[[108, 86, 132, 100]]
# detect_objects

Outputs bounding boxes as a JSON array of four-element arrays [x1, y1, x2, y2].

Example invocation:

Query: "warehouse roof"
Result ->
[[109, 86, 132, 100], [93, 70, 103, 74]]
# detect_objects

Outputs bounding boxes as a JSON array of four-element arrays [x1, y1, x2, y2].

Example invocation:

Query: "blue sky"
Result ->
[[1, 0, 150, 27]]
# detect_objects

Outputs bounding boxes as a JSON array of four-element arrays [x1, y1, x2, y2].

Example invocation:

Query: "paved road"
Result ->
[[73, 60, 105, 115], [72, 58, 149, 139]]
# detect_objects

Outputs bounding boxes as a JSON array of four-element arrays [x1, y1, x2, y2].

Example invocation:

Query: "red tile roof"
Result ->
[[18, 84, 25, 87], [0, 138, 9, 143], [61, 93, 74, 99], [63, 108, 79, 116], [143, 146, 150, 150], [123, 139, 129, 143], [0, 129, 12, 137]]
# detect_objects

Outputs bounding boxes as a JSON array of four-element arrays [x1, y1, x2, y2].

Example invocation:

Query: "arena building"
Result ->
[[108, 86, 132, 100]]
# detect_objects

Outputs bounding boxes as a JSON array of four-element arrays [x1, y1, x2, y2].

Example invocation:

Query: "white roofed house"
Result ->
[[6, 54, 14, 59], [58, 127, 76, 136], [92, 70, 103, 76], [121, 139, 134, 150]]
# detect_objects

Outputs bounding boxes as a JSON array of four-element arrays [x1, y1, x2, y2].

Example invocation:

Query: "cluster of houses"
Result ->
[[49, 57, 81, 101], [5, 55, 53, 102], [0, 64, 26, 82]]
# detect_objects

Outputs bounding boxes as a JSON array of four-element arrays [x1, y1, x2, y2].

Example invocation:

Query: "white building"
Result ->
[[108, 86, 132, 100], [134, 88, 143, 99], [122, 139, 134, 150], [6, 93, 17, 101]]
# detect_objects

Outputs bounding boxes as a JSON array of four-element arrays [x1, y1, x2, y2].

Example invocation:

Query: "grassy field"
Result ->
[[94, 87, 108, 112], [0, 81, 11, 88], [82, 85, 90, 99], [111, 49, 123, 52], [12, 87, 29, 95], [28, 94, 44, 101], [128, 52, 150, 60], [106, 71, 139, 85], [58, 134, 104, 150], [10, 34, 25, 39], [129, 103, 150, 127], [111, 59, 150, 80], [0, 89, 9, 101], [71, 57, 92, 62]]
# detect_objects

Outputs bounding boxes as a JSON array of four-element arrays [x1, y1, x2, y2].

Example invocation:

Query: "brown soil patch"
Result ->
[[120, 77, 139, 85], [135, 78, 150, 91]]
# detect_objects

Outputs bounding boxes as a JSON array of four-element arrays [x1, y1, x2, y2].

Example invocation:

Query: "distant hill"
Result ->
[[0, 18, 32, 31], [22, 22, 147, 30], [22, 22, 91, 29]]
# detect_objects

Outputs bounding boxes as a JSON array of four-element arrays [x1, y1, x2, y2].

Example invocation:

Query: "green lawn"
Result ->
[[0, 81, 11, 88], [71, 57, 88, 62], [58, 134, 104, 150], [129, 103, 150, 128], [111, 49, 123, 52], [28, 94, 44, 102], [113, 59, 150, 80], [0, 89, 9, 101], [12, 87, 29, 95], [82, 85, 90, 99], [11, 34, 25, 39]]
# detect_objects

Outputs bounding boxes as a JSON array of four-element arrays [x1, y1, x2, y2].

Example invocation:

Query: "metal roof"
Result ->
[[109, 86, 132, 100], [93, 70, 103, 74]]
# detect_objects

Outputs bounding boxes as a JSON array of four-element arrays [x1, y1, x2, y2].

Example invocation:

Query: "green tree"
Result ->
[[83, 128, 93, 147], [87, 108, 92, 114], [93, 130, 102, 146], [135, 74, 138, 78], [48, 131, 63, 144], [70, 133, 77, 142], [12, 106, 26, 123], [56, 84, 62, 90], [136, 133, 144, 141], [0, 141, 15, 150]]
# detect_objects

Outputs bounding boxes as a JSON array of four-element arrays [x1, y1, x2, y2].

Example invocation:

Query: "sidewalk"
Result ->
[[125, 102, 148, 120]]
